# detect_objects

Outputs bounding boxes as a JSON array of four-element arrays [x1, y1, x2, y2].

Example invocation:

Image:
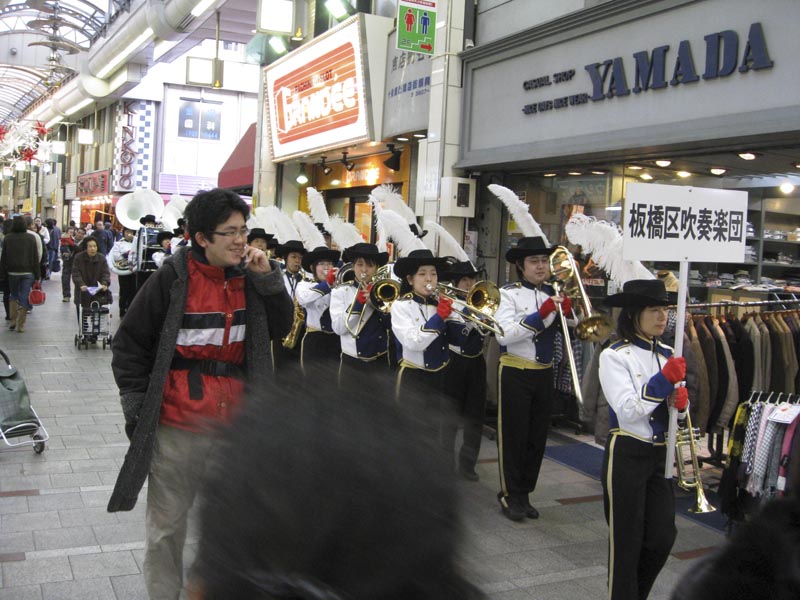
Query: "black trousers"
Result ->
[[118, 274, 136, 317], [396, 365, 448, 446], [497, 365, 553, 498], [443, 353, 487, 471], [338, 352, 389, 391], [61, 262, 72, 298], [602, 433, 677, 600]]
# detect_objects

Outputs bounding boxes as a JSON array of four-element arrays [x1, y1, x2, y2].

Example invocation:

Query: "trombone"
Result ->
[[426, 281, 505, 337], [337, 263, 401, 336]]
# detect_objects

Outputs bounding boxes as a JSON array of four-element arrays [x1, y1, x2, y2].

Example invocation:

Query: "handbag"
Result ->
[[29, 281, 46, 306], [51, 259, 61, 273]]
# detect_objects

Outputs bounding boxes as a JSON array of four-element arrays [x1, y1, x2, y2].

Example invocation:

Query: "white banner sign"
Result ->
[[623, 183, 747, 263]]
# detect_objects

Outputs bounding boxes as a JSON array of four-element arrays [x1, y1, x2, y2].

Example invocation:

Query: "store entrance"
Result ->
[[324, 184, 403, 245]]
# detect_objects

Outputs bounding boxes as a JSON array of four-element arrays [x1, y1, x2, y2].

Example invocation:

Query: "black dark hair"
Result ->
[[10, 215, 26, 233], [84, 237, 99, 250], [616, 306, 643, 342], [192, 367, 483, 600], [184, 188, 250, 243], [398, 264, 439, 296]]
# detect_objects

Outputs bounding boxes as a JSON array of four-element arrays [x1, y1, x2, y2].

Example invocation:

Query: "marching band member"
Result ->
[[441, 260, 488, 482], [108, 228, 136, 317], [271, 239, 307, 374], [276, 239, 307, 298], [391, 250, 470, 451], [330, 243, 392, 388], [296, 245, 342, 373], [246, 228, 273, 256], [494, 236, 573, 521], [599, 279, 686, 600]]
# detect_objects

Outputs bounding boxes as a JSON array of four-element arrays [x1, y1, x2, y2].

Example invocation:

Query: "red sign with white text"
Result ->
[[77, 169, 110, 198], [265, 18, 369, 160]]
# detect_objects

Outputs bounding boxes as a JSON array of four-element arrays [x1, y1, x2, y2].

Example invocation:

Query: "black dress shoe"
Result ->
[[520, 497, 539, 519], [458, 466, 479, 482], [497, 493, 525, 522]]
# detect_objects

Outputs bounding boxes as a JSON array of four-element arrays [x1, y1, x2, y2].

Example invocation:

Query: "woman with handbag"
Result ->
[[0, 216, 41, 333]]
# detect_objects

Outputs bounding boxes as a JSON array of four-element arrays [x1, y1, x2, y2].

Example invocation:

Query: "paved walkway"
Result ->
[[0, 272, 725, 599]]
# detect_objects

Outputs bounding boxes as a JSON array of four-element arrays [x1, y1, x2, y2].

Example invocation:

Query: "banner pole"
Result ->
[[664, 260, 688, 479]]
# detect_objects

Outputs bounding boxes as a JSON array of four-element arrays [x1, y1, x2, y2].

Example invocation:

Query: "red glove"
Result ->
[[437, 296, 453, 319], [673, 386, 689, 411], [325, 268, 337, 286], [355, 289, 368, 305], [561, 296, 573, 318], [538, 297, 557, 318], [661, 356, 686, 384]]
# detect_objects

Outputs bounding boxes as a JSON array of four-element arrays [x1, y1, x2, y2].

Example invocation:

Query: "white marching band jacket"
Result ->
[[391, 293, 469, 371], [107, 238, 134, 276], [495, 281, 563, 366], [330, 283, 389, 360], [296, 279, 334, 333], [599, 336, 687, 445]]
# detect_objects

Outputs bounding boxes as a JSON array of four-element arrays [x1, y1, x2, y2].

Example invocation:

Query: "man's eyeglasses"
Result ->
[[212, 228, 250, 239]]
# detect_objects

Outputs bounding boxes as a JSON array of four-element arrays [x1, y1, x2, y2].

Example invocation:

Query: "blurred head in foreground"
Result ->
[[189, 367, 483, 600]]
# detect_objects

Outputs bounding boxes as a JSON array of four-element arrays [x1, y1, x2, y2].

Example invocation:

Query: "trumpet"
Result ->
[[675, 409, 716, 513], [426, 281, 505, 336]]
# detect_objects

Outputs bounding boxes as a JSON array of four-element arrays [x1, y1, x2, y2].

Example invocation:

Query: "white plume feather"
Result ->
[[263, 206, 298, 244], [328, 215, 364, 250], [488, 184, 549, 244], [376, 209, 426, 256], [424, 220, 469, 263], [293, 210, 327, 250], [375, 184, 417, 226], [368, 193, 388, 252], [306, 187, 330, 230], [565, 213, 653, 284]]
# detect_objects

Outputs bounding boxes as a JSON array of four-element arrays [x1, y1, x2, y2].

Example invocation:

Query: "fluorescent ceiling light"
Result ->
[[258, 0, 294, 34], [780, 182, 795, 194], [191, 0, 216, 17], [396, 136, 409, 141], [325, 0, 351, 19], [96, 27, 154, 79], [64, 97, 94, 116], [627, 165, 643, 170], [413, 133, 426, 138], [738, 152, 757, 160], [639, 173, 654, 180], [591, 170, 607, 175], [710, 168, 726, 175], [543, 173, 557, 177], [676, 171, 691, 178], [330, 179, 341, 185], [655, 160, 671, 167], [568, 171, 582, 176]]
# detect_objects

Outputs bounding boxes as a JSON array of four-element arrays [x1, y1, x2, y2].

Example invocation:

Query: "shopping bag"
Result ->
[[28, 282, 46, 306]]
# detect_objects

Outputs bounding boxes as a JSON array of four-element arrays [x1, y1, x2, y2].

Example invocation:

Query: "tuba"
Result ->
[[115, 188, 165, 232]]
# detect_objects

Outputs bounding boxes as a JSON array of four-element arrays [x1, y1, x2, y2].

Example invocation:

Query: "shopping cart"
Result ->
[[75, 293, 113, 350], [0, 349, 48, 454]]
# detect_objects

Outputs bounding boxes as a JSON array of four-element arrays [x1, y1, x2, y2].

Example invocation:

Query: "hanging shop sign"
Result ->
[[264, 14, 393, 161], [113, 100, 156, 193], [77, 169, 110, 198], [622, 183, 747, 263], [383, 29, 432, 138], [396, 0, 437, 56], [458, 0, 797, 169]]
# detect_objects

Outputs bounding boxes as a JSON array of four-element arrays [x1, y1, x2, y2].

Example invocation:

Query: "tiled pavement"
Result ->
[[0, 272, 725, 599]]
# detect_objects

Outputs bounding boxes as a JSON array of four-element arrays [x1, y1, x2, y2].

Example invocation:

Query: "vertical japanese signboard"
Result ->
[[623, 183, 747, 263], [396, 0, 437, 56]]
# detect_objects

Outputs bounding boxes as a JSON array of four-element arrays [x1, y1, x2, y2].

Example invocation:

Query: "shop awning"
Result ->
[[218, 123, 257, 190]]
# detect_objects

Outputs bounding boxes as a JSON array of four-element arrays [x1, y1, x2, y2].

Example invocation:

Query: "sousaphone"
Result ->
[[160, 194, 188, 232], [116, 188, 165, 231]]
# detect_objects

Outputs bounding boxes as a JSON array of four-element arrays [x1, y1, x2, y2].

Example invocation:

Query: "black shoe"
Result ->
[[498, 493, 525, 522], [458, 466, 479, 482], [520, 496, 539, 519]]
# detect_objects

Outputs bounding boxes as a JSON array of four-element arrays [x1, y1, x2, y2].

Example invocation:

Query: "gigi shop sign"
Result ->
[[521, 22, 773, 116]]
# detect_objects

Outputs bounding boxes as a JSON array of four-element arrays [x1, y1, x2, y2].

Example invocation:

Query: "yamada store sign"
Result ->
[[265, 18, 370, 160]]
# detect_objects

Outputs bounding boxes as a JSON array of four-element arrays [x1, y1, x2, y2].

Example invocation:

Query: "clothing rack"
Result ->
[[682, 294, 800, 311]]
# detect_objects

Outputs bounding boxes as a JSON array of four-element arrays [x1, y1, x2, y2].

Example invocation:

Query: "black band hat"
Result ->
[[342, 242, 389, 267], [267, 237, 280, 250], [156, 231, 174, 245], [172, 227, 184, 237], [505, 236, 556, 262], [139, 214, 157, 226], [604, 279, 674, 308], [442, 259, 481, 282], [247, 228, 274, 244], [275, 239, 307, 259], [301, 246, 342, 273], [393, 249, 450, 280]]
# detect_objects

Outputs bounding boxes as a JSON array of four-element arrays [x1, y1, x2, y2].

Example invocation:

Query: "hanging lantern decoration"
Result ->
[[34, 121, 49, 138], [20, 147, 37, 162]]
